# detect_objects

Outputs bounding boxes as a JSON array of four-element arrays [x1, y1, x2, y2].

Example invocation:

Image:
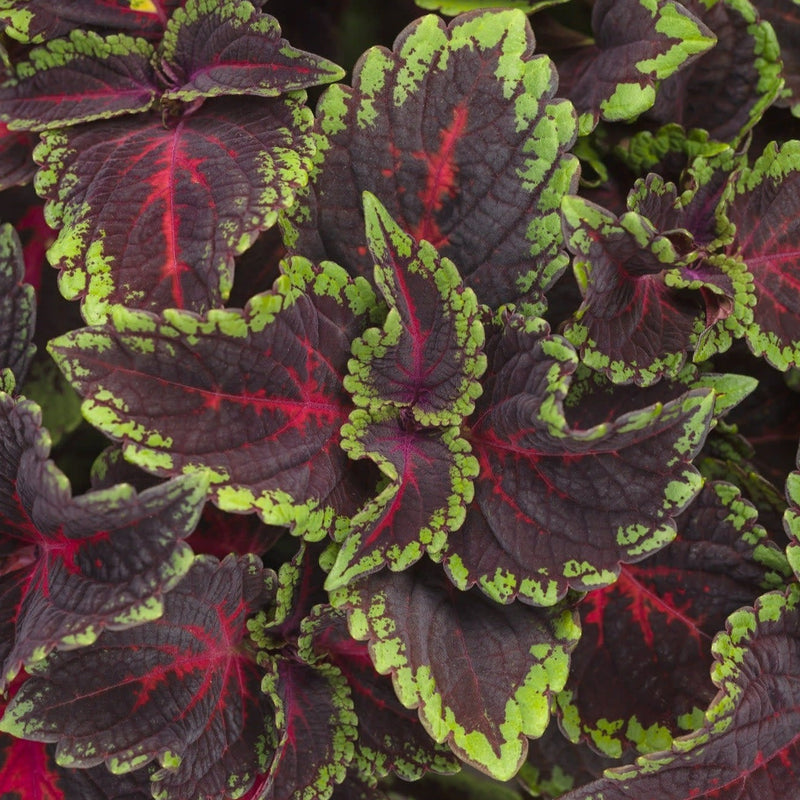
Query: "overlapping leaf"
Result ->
[[0, 124, 36, 191], [48, 260, 376, 531], [721, 140, 800, 369], [0, 223, 35, 386], [285, 9, 579, 312], [332, 558, 581, 780], [0, 390, 207, 689], [558, 481, 790, 758], [646, 0, 783, 142], [0, 736, 66, 799], [37, 95, 315, 322], [0, 555, 276, 800], [415, 0, 569, 11], [328, 409, 478, 589], [555, 0, 716, 134], [441, 315, 718, 606], [753, 0, 800, 113], [783, 444, 800, 578], [559, 584, 800, 800], [158, 0, 345, 102]]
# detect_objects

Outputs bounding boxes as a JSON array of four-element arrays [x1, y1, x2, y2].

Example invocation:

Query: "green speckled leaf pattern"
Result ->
[[0, 223, 36, 386]]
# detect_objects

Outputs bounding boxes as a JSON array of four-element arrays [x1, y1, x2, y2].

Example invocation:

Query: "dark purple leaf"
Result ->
[[559, 585, 800, 800], [37, 96, 315, 322], [0, 31, 158, 131], [53, 750, 154, 800], [557, 481, 790, 758], [48, 260, 375, 532], [157, 0, 344, 101], [555, 0, 715, 133], [442, 315, 717, 606], [0, 1, 179, 43], [647, 0, 783, 142], [333, 558, 581, 780], [0, 223, 35, 387], [0, 123, 36, 190], [0, 391, 207, 689], [0, 555, 276, 800], [285, 9, 579, 312]]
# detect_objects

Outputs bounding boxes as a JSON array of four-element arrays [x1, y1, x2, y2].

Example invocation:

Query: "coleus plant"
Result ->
[[0, 1, 800, 799]]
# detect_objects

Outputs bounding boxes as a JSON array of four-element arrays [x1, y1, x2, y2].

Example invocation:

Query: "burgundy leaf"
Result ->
[[0, 391, 207, 688], [48, 261, 375, 532], [647, 0, 783, 142], [559, 585, 800, 800], [0, 123, 36, 190], [0, 223, 36, 386], [443, 315, 717, 606], [0, 31, 158, 131], [555, 0, 715, 133], [55, 754, 154, 800], [37, 96, 315, 322], [333, 558, 581, 780], [0, 1, 179, 43], [189, 504, 286, 561], [752, 0, 800, 112], [158, 0, 344, 101], [0, 555, 276, 800], [285, 9, 579, 311], [558, 481, 790, 758], [0, 735, 65, 799]]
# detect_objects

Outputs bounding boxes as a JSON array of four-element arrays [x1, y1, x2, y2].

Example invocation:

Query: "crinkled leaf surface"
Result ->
[[555, 0, 715, 134], [332, 558, 581, 780], [0, 223, 35, 385], [0, 123, 36, 190], [0, 31, 158, 132], [56, 756, 154, 800], [0, 0, 179, 43], [647, 0, 783, 142], [752, 0, 800, 113], [345, 194, 486, 426], [561, 195, 705, 386], [559, 584, 800, 800], [442, 316, 716, 606], [0, 391, 207, 689], [285, 9, 578, 312], [158, 0, 344, 101], [558, 481, 790, 758], [722, 140, 800, 369], [328, 409, 477, 589], [0, 555, 275, 800], [48, 261, 375, 531], [37, 95, 315, 323], [783, 445, 800, 577]]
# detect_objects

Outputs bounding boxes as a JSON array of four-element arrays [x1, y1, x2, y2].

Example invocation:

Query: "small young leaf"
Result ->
[[158, 0, 345, 102]]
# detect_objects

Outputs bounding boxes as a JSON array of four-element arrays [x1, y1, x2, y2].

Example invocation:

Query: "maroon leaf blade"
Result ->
[[0, 555, 276, 800], [48, 261, 375, 532], [0, 123, 36, 191], [0, 31, 158, 131], [285, 9, 579, 312], [558, 481, 791, 758], [443, 316, 717, 606], [0, 1, 178, 43], [332, 558, 581, 780], [37, 96, 315, 322], [328, 409, 478, 589], [158, 0, 345, 101], [752, 0, 800, 113], [558, 585, 800, 800], [0, 736, 66, 799], [0, 223, 36, 387], [0, 390, 208, 688]]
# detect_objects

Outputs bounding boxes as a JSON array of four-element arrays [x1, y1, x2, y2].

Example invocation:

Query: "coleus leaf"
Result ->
[[327, 409, 478, 589], [441, 315, 718, 606], [0, 31, 159, 131], [555, 0, 716, 135], [55, 756, 154, 800], [0, 736, 66, 799], [561, 194, 707, 386], [331, 558, 581, 781], [557, 481, 791, 758], [345, 193, 486, 426], [0, 554, 276, 800], [284, 9, 579, 312], [0, 1, 180, 43], [558, 584, 800, 800], [414, 0, 569, 12], [0, 223, 36, 386], [721, 140, 800, 370], [782, 444, 800, 578], [646, 0, 783, 142], [157, 0, 345, 102], [37, 95, 315, 322], [0, 390, 207, 688], [0, 123, 36, 190], [48, 260, 376, 531], [752, 0, 800, 113]]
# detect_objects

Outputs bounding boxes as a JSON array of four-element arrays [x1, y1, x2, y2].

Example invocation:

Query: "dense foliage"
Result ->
[[1, 1, 800, 798]]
